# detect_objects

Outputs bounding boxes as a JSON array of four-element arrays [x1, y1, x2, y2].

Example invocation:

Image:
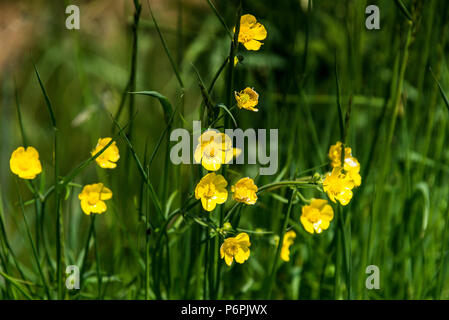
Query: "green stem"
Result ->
[[92, 215, 102, 299], [257, 178, 316, 193], [80, 215, 95, 291], [16, 185, 51, 299], [267, 189, 296, 298]]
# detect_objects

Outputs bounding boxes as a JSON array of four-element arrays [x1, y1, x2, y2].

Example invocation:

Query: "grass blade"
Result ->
[[147, 0, 184, 88], [430, 67, 449, 112], [130, 91, 173, 123], [206, 0, 233, 39], [394, 0, 414, 22]]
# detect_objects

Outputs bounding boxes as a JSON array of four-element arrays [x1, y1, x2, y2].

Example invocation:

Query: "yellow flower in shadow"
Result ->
[[235, 87, 259, 112], [231, 177, 258, 205], [236, 14, 267, 51], [323, 167, 354, 206], [220, 232, 251, 266], [10, 146, 42, 179], [300, 199, 334, 234], [91, 137, 120, 169], [195, 173, 228, 211], [194, 130, 238, 171], [280, 230, 296, 261], [78, 183, 113, 215]]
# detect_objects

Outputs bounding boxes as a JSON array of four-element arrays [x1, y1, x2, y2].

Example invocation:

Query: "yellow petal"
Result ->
[[280, 246, 290, 262], [215, 190, 228, 204], [235, 232, 250, 245], [100, 187, 113, 200], [244, 39, 263, 51], [320, 204, 334, 221], [234, 247, 250, 264], [300, 216, 315, 234], [201, 198, 217, 212], [240, 14, 257, 26], [224, 254, 234, 266], [252, 23, 267, 40], [320, 219, 330, 231], [202, 156, 221, 171], [194, 144, 203, 163]]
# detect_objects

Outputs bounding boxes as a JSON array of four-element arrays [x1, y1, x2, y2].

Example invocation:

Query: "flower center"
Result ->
[[204, 184, 216, 198], [239, 28, 253, 43], [226, 243, 239, 256], [239, 93, 250, 104], [87, 193, 100, 205], [18, 157, 31, 171], [308, 208, 321, 223]]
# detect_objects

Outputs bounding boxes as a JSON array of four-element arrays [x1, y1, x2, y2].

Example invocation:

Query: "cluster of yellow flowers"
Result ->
[[233, 14, 266, 113], [194, 16, 363, 267], [10, 137, 120, 216], [284, 142, 361, 261], [8, 12, 363, 270], [199, 14, 266, 267], [323, 141, 361, 206]]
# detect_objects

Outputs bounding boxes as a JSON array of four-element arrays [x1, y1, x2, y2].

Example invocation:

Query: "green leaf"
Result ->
[[216, 103, 237, 127], [130, 91, 173, 124], [147, 2, 184, 88], [430, 67, 449, 112], [33, 62, 56, 127], [0, 271, 34, 300], [394, 0, 414, 22]]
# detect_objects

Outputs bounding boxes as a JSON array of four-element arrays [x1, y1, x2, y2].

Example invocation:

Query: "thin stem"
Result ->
[[267, 189, 296, 298]]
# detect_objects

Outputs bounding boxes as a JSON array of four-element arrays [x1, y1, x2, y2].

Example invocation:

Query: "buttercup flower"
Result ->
[[91, 137, 120, 169], [10, 146, 42, 179], [195, 173, 228, 211], [328, 141, 361, 187], [235, 87, 259, 112], [231, 177, 258, 205], [343, 156, 361, 187], [300, 199, 334, 234], [78, 183, 113, 215], [220, 232, 251, 266], [194, 130, 238, 171], [236, 14, 267, 51], [280, 230, 296, 261], [328, 141, 352, 167], [323, 167, 354, 206]]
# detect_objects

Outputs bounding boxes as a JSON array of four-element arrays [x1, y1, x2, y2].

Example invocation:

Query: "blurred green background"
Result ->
[[1, 0, 449, 299]]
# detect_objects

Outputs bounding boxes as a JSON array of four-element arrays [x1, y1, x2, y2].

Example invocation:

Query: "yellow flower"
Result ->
[[280, 230, 296, 261], [236, 14, 267, 51], [234, 56, 239, 66], [194, 130, 237, 171], [328, 141, 352, 168], [195, 173, 228, 211], [91, 137, 120, 169], [9, 146, 42, 179], [234, 87, 259, 112], [323, 167, 355, 206], [78, 183, 113, 215], [328, 141, 362, 187], [343, 156, 362, 187], [300, 199, 334, 234], [231, 177, 258, 205], [220, 233, 251, 266]]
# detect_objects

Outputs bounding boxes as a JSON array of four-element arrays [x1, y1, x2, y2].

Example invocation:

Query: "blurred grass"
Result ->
[[1, 0, 449, 300]]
